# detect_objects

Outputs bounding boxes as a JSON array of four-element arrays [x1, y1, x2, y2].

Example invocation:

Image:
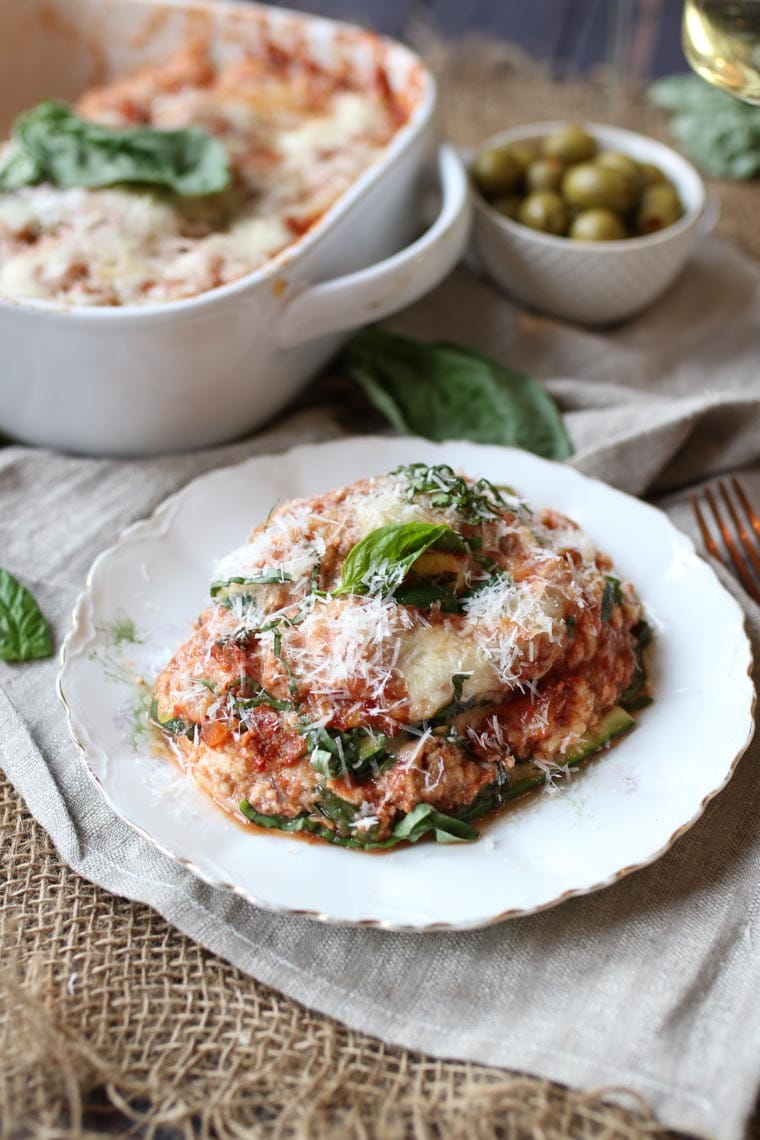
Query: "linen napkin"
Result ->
[[1, 234, 759, 1140]]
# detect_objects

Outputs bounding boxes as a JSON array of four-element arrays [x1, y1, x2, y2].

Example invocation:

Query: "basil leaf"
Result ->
[[304, 724, 393, 781], [649, 75, 760, 180], [0, 568, 53, 662], [392, 582, 461, 611], [393, 463, 510, 523], [0, 146, 43, 190], [239, 798, 479, 847], [460, 768, 543, 823], [229, 675, 295, 714], [335, 522, 466, 597], [391, 803, 478, 844], [0, 101, 231, 196], [210, 570, 292, 598], [338, 329, 572, 461], [149, 697, 197, 740], [620, 619, 652, 711], [240, 799, 392, 849], [316, 789, 359, 833], [600, 575, 623, 622]]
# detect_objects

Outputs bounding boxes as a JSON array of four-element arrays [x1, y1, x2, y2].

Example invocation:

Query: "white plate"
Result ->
[[58, 438, 755, 931]]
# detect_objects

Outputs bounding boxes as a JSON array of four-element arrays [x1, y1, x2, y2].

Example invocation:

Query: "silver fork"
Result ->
[[690, 478, 760, 606]]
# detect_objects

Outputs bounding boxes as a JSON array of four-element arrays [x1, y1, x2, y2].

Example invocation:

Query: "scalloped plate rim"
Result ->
[[57, 437, 756, 931]]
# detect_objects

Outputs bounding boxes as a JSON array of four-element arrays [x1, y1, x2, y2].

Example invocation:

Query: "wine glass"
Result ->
[[682, 0, 760, 103]]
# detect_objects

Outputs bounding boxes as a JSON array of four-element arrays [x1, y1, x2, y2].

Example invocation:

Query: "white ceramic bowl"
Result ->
[[470, 121, 711, 326], [0, 0, 471, 456]]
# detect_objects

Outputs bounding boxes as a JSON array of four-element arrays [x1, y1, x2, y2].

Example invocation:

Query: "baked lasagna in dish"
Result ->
[[0, 42, 408, 307], [152, 464, 652, 848]]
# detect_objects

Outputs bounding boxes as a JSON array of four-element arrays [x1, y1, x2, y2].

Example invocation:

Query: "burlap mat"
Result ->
[[2, 42, 758, 1140]]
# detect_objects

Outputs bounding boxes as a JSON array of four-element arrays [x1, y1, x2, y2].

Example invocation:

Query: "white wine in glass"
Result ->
[[682, 0, 760, 103]]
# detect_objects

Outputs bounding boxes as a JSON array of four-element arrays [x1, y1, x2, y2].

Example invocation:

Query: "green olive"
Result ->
[[542, 124, 597, 165], [503, 141, 537, 173], [569, 208, 627, 242], [638, 161, 667, 187], [596, 150, 643, 194], [518, 191, 569, 235], [525, 157, 565, 193], [562, 162, 636, 212], [636, 184, 683, 234], [492, 194, 522, 220], [471, 146, 521, 196]]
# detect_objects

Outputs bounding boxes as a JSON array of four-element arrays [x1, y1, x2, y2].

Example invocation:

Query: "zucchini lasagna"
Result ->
[[0, 42, 407, 306], [152, 464, 651, 848]]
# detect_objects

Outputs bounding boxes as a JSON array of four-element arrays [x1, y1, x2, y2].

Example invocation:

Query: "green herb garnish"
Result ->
[[302, 725, 393, 782], [334, 522, 466, 598], [239, 798, 478, 848], [393, 463, 510, 523], [649, 74, 760, 180], [229, 675, 295, 714], [338, 329, 572, 460], [210, 570, 293, 599], [600, 575, 623, 622], [0, 568, 53, 662], [149, 697, 197, 740], [620, 619, 653, 712], [0, 101, 231, 196]]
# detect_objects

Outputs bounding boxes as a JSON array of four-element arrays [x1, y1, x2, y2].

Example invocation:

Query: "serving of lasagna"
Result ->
[[151, 463, 651, 849], [0, 42, 407, 306]]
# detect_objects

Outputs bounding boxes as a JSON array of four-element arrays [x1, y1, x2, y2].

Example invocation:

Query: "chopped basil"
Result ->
[[392, 582, 461, 611], [391, 803, 478, 843], [0, 568, 53, 662], [334, 522, 466, 598], [600, 575, 623, 622], [239, 798, 478, 848], [0, 101, 231, 196], [427, 672, 473, 726], [620, 619, 653, 711], [315, 788, 359, 833], [459, 764, 543, 822], [228, 675, 295, 714], [302, 724, 393, 781], [338, 329, 573, 460], [393, 463, 510, 523], [210, 570, 293, 599], [149, 697, 197, 740]]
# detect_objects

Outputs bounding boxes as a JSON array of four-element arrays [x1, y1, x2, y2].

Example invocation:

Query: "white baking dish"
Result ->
[[0, 0, 470, 456]]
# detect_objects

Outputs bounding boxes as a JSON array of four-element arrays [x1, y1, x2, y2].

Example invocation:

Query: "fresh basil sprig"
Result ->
[[334, 522, 466, 598], [338, 329, 572, 461], [0, 568, 53, 662], [0, 101, 231, 196]]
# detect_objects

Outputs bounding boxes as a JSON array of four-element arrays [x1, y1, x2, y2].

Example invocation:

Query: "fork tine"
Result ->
[[704, 484, 760, 605], [721, 480, 760, 578], [732, 476, 760, 540], [690, 491, 723, 563]]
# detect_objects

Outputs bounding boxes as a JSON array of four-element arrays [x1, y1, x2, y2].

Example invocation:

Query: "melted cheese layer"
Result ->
[[0, 49, 402, 307]]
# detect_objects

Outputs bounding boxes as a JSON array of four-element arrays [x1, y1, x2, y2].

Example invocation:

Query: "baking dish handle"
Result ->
[[276, 145, 471, 349]]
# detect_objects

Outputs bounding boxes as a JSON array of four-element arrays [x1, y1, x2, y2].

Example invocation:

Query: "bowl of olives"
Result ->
[[469, 121, 709, 325]]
